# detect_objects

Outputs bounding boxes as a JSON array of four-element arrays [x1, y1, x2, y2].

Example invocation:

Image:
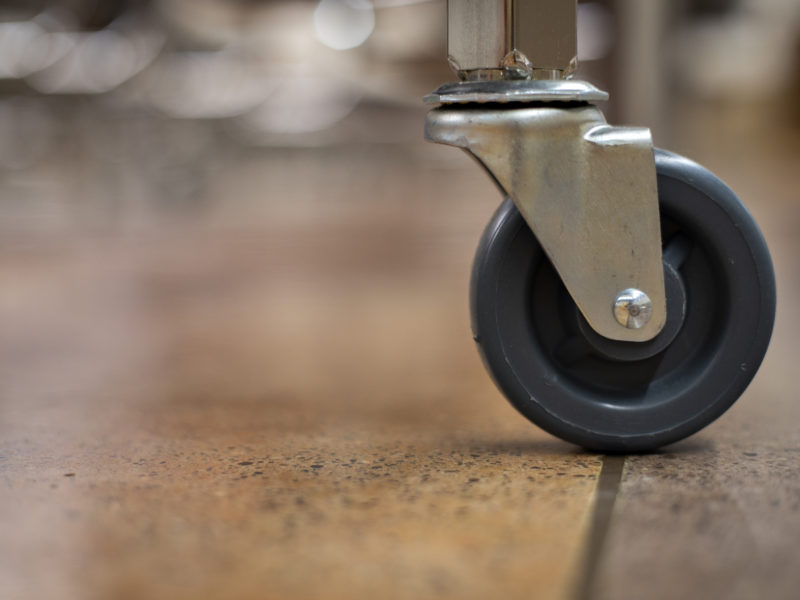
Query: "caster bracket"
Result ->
[[426, 101, 667, 342]]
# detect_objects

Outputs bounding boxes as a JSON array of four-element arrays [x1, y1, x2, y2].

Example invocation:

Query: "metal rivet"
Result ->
[[613, 289, 653, 329]]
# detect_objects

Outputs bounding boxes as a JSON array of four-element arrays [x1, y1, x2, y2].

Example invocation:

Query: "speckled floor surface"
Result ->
[[1, 97, 798, 600]]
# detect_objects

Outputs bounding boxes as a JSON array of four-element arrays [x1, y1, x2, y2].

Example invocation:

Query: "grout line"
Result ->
[[572, 455, 626, 600]]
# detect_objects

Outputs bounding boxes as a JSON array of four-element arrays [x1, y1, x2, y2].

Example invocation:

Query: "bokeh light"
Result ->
[[313, 0, 376, 51]]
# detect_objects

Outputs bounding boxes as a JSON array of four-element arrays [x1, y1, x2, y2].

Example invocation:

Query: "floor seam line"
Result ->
[[572, 454, 626, 600]]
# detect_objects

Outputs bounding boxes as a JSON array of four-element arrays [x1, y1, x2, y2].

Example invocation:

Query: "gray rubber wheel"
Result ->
[[471, 149, 776, 452]]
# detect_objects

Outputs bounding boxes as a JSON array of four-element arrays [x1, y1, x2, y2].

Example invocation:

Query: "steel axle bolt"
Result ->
[[614, 289, 653, 329]]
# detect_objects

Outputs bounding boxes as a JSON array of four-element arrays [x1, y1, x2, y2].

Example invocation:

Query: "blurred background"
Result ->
[[1, 1, 800, 599], [2, 0, 800, 470], [1, 0, 798, 407]]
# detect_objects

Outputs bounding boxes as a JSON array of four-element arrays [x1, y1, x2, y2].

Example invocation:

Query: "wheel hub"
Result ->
[[575, 261, 687, 362]]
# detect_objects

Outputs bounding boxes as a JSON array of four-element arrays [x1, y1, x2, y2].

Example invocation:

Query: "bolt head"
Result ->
[[614, 289, 653, 329]]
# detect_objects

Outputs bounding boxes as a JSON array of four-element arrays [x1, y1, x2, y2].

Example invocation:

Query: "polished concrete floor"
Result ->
[[0, 96, 798, 599]]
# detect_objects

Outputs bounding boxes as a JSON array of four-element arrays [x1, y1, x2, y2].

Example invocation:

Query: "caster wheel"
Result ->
[[471, 149, 776, 452]]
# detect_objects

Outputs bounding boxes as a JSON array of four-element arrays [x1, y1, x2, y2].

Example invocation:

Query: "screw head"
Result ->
[[613, 289, 653, 329]]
